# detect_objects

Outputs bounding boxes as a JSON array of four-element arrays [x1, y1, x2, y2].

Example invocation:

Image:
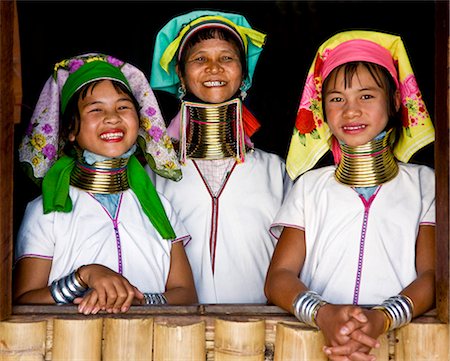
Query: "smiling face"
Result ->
[[68, 80, 139, 158], [178, 37, 243, 104], [324, 64, 400, 147]]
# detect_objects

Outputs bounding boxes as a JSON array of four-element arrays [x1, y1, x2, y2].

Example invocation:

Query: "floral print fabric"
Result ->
[[286, 30, 435, 180], [19, 53, 181, 183]]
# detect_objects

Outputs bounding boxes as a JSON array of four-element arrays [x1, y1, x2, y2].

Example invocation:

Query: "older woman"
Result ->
[[148, 10, 291, 304]]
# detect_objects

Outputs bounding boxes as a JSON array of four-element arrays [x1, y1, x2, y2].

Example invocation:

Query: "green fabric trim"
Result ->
[[42, 155, 74, 214], [61, 61, 130, 114], [128, 155, 176, 240], [41, 154, 176, 240]]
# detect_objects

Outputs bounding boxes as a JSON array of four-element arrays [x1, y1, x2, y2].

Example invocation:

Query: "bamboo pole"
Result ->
[[103, 317, 153, 361], [0, 320, 46, 360], [273, 322, 326, 361], [395, 323, 449, 360], [153, 320, 206, 361], [52, 318, 102, 361], [214, 318, 265, 361]]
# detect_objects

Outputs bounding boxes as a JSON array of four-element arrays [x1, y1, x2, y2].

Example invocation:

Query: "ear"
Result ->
[[394, 89, 401, 111], [175, 64, 184, 84], [68, 131, 76, 142]]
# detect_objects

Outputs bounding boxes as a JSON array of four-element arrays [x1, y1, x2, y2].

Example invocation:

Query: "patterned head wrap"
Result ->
[[286, 30, 435, 180], [150, 10, 266, 95], [19, 53, 182, 184]]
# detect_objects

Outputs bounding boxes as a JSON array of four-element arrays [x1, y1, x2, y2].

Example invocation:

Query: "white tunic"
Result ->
[[148, 149, 291, 303], [16, 187, 190, 293], [271, 163, 435, 305]]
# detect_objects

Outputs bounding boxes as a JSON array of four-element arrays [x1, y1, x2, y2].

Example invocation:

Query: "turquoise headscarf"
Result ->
[[150, 10, 266, 95]]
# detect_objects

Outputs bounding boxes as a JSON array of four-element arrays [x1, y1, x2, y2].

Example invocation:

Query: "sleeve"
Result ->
[[15, 196, 56, 262], [269, 174, 306, 239], [158, 192, 191, 246], [419, 165, 435, 225]]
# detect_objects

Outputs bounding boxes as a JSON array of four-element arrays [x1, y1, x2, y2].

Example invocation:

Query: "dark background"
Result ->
[[14, 0, 437, 234]]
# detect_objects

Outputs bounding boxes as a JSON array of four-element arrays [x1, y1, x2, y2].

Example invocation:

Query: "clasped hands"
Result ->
[[316, 304, 386, 361]]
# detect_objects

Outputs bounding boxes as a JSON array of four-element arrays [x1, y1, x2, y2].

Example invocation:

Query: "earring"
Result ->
[[240, 80, 248, 100], [178, 84, 186, 100]]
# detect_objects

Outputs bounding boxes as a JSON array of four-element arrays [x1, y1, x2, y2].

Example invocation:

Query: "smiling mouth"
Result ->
[[100, 131, 124, 140], [203, 81, 226, 87], [343, 124, 366, 131]]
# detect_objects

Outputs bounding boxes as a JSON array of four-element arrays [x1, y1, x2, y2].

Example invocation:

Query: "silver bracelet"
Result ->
[[292, 290, 327, 329], [50, 269, 89, 304], [143, 293, 168, 305], [374, 294, 414, 331]]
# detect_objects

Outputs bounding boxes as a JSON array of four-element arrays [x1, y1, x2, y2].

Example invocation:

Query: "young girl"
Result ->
[[14, 53, 197, 314], [147, 10, 291, 304], [264, 31, 435, 360]]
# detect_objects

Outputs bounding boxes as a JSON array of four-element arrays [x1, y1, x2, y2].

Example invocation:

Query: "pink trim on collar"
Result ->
[[321, 39, 399, 88]]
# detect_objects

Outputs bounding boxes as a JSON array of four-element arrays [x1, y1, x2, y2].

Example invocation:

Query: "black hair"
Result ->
[[176, 27, 248, 81], [61, 79, 140, 152], [322, 61, 401, 136]]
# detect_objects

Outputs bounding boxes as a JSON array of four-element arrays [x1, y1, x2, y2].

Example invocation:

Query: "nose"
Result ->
[[343, 100, 362, 119], [206, 60, 223, 74], [104, 109, 121, 124]]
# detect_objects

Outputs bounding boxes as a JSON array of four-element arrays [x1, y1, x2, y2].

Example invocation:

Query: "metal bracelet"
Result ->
[[292, 290, 327, 329], [143, 293, 168, 305], [49, 270, 89, 304], [374, 294, 414, 331]]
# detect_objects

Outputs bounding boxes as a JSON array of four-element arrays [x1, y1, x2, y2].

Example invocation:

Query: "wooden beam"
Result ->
[[0, 0, 14, 321], [434, 0, 449, 324]]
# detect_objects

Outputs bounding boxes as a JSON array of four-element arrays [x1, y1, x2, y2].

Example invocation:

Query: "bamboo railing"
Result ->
[[0, 305, 448, 361]]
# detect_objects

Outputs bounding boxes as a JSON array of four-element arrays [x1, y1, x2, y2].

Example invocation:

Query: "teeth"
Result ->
[[343, 124, 366, 131], [204, 81, 225, 87], [100, 132, 123, 140]]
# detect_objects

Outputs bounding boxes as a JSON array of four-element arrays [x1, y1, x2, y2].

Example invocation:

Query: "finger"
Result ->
[[340, 317, 366, 336], [324, 348, 351, 361], [134, 286, 144, 300], [350, 329, 380, 349], [110, 286, 130, 313], [349, 351, 377, 361], [78, 291, 98, 315], [95, 287, 107, 311], [111, 284, 135, 313], [349, 308, 368, 323], [104, 288, 118, 313], [119, 289, 137, 313], [324, 340, 370, 357]]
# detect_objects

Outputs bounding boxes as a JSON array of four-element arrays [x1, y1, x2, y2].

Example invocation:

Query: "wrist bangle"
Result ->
[[49, 270, 89, 304], [143, 293, 168, 305], [372, 294, 413, 331], [75, 267, 88, 289], [373, 306, 392, 333], [292, 290, 327, 329]]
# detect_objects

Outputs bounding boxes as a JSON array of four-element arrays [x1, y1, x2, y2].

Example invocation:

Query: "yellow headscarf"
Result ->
[[286, 30, 434, 180]]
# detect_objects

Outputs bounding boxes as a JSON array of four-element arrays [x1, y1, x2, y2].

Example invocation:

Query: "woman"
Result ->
[[148, 10, 291, 304]]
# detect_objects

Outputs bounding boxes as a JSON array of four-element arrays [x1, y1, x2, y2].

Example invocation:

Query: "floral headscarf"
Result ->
[[19, 53, 182, 184], [286, 30, 435, 180]]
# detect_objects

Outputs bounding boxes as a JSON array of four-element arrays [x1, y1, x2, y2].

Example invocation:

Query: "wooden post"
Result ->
[[395, 323, 449, 360], [273, 322, 327, 361], [52, 318, 102, 361], [434, 0, 450, 324], [0, 0, 15, 322], [103, 317, 154, 361], [214, 318, 265, 361], [153, 320, 206, 361], [0, 320, 46, 360]]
